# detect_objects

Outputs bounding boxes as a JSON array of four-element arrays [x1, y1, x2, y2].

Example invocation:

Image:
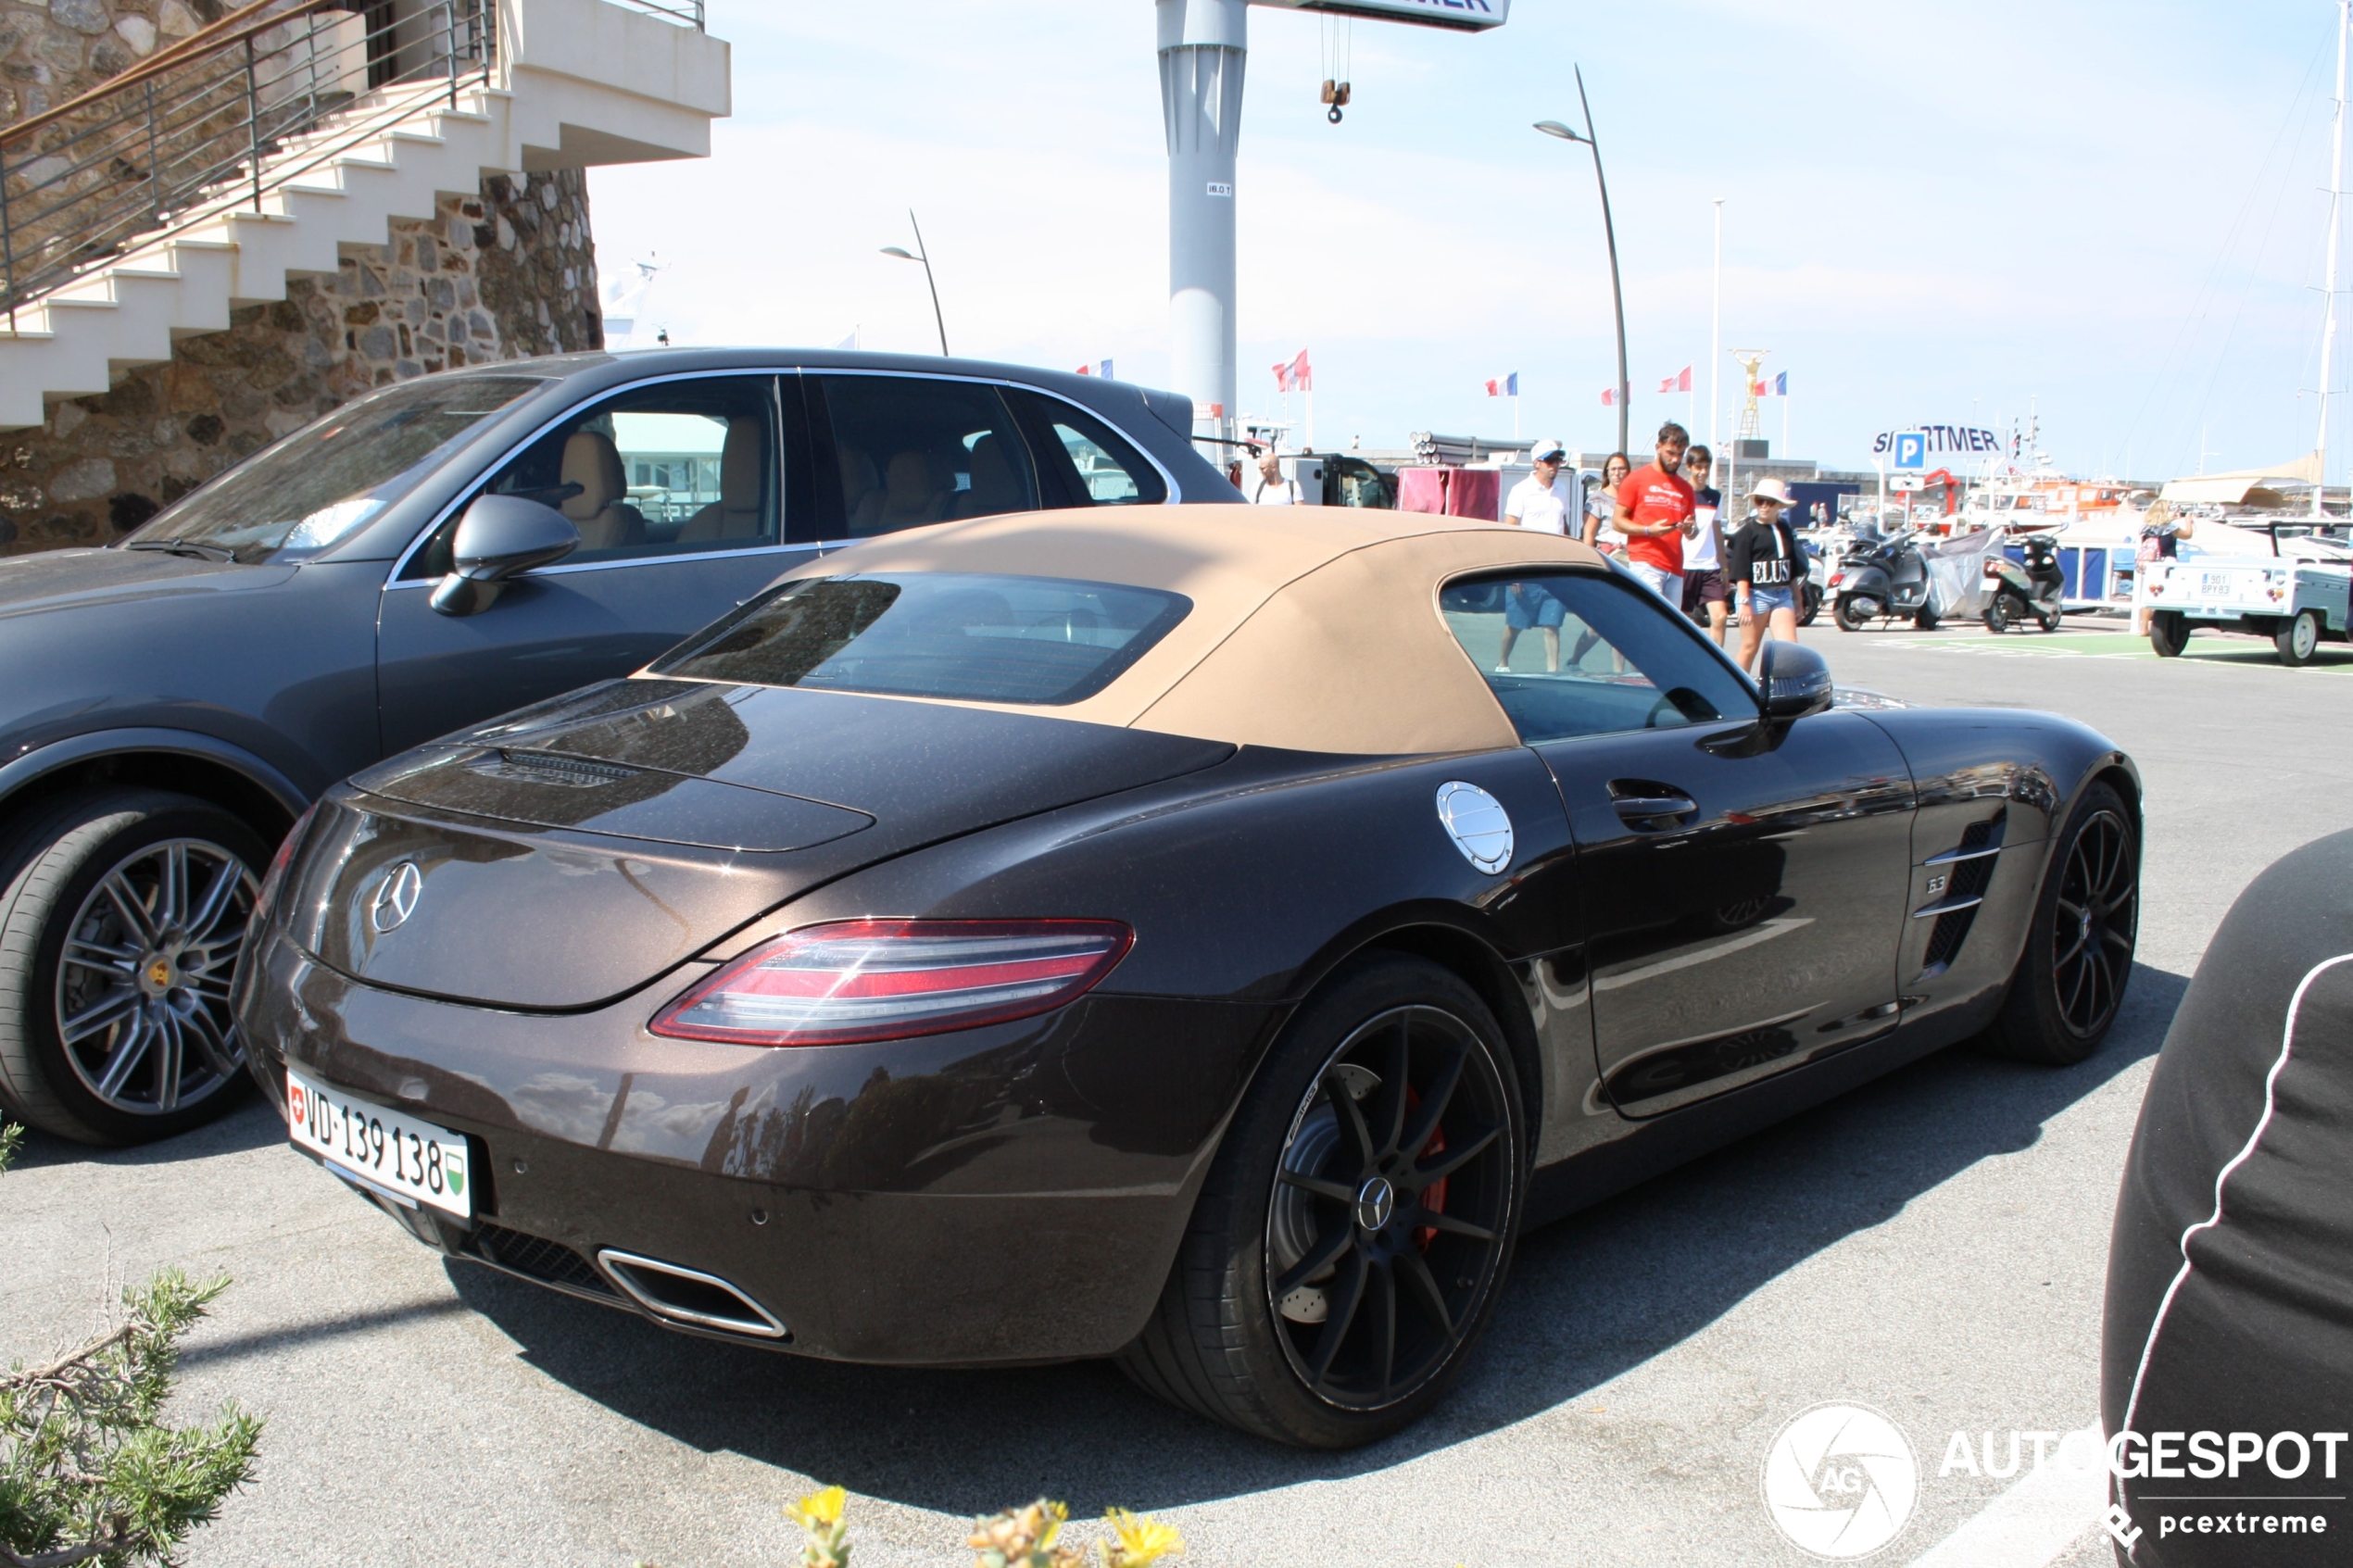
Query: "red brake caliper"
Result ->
[[1403, 1086, 1448, 1250]]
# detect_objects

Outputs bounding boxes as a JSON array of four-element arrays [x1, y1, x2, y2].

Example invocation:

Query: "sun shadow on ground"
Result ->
[[445, 962, 2183, 1517], [7, 1089, 282, 1172]]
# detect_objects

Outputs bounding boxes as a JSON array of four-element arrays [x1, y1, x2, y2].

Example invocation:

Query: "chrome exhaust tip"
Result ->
[[595, 1248, 788, 1340]]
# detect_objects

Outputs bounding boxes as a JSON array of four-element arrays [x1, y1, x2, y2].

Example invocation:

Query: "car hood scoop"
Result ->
[[302, 680, 1233, 1010]]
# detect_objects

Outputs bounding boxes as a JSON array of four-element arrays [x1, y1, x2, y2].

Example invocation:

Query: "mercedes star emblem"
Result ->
[[370, 860, 423, 934]]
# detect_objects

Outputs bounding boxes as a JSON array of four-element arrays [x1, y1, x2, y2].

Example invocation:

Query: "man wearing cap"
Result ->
[[1726, 476, 1806, 671], [1493, 439, 1577, 671], [1611, 422, 1698, 606]]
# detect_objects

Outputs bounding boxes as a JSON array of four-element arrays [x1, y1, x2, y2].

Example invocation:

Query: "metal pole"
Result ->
[[1710, 197, 1723, 453], [1, 154, 15, 329], [2318, 0, 2347, 518], [244, 35, 264, 213], [447, 0, 459, 107], [1159, 0, 1247, 451], [144, 79, 164, 224], [908, 209, 949, 357], [1575, 67, 1629, 457]]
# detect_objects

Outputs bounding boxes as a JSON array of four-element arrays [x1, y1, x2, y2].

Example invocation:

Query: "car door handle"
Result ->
[[1609, 786, 1699, 828]]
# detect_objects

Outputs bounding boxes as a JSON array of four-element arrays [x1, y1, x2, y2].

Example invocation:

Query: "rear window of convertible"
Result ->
[[649, 572, 1192, 706]]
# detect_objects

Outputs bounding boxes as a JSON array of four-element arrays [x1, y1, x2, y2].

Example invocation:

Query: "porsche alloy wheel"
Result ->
[[0, 790, 265, 1145], [1978, 783, 2138, 1067], [1120, 956, 1525, 1448]]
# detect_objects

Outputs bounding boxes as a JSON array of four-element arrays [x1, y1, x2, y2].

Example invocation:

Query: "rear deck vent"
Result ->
[[597, 1249, 789, 1340], [463, 1223, 619, 1298], [465, 750, 638, 789]]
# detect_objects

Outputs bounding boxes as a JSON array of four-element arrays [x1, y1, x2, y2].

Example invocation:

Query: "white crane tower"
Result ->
[[1157, 0, 1509, 449]]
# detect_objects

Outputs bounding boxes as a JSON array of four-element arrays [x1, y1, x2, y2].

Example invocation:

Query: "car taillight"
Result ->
[[648, 919, 1135, 1047], [251, 801, 320, 928]]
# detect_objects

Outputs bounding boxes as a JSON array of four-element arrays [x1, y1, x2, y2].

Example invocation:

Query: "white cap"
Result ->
[[1532, 438, 1567, 463]]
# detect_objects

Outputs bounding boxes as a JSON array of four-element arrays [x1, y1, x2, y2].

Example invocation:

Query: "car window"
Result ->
[[1008, 390, 1168, 507], [125, 375, 547, 563], [1331, 457, 1393, 509], [651, 571, 1191, 706], [1440, 570, 1757, 744], [812, 376, 1038, 539], [409, 376, 781, 576]]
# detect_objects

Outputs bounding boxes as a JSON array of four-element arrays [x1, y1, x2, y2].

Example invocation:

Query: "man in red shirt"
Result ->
[[1611, 421, 1698, 604]]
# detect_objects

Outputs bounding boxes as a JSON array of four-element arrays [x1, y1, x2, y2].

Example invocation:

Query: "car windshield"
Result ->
[[121, 375, 547, 562], [651, 572, 1192, 706]]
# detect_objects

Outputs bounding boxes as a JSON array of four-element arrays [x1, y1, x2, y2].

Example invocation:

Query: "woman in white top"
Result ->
[[1581, 451, 1631, 553]]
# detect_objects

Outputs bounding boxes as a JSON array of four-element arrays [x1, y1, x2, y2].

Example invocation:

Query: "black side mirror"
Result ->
[[430, 495, 580, 617], [1758, 639, 1833, 721]]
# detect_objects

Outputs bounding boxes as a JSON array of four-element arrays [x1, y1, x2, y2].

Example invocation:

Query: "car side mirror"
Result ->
[[429, 495, 579, 617], [1757, 639, 1833, 721]]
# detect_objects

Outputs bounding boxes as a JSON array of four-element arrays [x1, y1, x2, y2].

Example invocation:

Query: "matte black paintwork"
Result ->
[[238, 651, 2139, 1365], [0, 349, 1233, 841]]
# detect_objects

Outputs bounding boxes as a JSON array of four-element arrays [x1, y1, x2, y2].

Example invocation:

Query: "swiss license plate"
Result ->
[[286, 1068, 472, 1218], [2199, 571, 2234, 597]]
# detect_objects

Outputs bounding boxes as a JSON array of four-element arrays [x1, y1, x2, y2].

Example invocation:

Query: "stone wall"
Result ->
[[0, 168, 600, 551], [0, 0, 221, 125]]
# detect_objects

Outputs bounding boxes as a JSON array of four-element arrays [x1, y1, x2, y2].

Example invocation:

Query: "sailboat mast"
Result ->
[[2317, 0, 2348, 519]]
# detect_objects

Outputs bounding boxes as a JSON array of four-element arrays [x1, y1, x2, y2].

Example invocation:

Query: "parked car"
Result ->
[[236, 504, 2141, 1449], [0, 349, 1232, 1146]]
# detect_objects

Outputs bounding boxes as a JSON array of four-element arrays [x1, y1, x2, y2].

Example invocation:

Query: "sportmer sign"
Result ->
[[1870, 425, 2006, 458], [1255, 0, 1510, 30]]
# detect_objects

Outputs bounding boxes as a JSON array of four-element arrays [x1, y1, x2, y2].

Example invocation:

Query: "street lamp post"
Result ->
[[1537, 67, 1628, 458], [880, 208, 950, 358]]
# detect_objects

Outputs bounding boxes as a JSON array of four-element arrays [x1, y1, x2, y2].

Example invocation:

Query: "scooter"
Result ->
[[1982, 533, 2064, 633], [1829, 526, 1938, 631]]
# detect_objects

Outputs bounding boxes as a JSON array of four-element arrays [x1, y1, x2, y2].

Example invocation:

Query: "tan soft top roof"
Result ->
[[767, 505, 1606, 756]]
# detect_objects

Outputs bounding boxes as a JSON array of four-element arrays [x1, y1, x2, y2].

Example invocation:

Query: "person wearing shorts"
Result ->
[[1726, 477, 1805, 672], [1612, 422, 1696, 607], [1494, 579, 1566, 672], [1678, 445, 1730, 646]]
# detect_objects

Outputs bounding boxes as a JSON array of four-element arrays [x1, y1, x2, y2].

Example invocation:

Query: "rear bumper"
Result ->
[[234, 925, 1277, 1363]]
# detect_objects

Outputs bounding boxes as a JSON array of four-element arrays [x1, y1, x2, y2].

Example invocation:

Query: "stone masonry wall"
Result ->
[[0, 0, 223, 126], [0, 168, 601, 552]]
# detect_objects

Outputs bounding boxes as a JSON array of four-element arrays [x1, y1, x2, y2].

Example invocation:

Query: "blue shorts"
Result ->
[[1504, 582, 1567, 630], [1747, 583, 1796, 616]]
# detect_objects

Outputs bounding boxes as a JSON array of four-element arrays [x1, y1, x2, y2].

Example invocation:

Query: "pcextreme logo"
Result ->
[[1761, 1403, 1919, 1559]]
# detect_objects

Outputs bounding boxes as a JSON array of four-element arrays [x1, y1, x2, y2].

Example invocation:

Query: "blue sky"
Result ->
[[590, 2, 2344, 480]]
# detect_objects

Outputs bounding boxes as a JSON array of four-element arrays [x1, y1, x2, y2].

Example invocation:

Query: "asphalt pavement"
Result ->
[[4, 612, 2346, 1568]]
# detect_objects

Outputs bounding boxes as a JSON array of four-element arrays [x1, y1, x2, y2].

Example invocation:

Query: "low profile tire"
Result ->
[[2148, 611, 2188, 658], [1832, 596, 1873, 633], [1118, 955, 1526, 1449], [2276, 608, 2321, 667], [0, 789, 266, 1146], [1977, 783, 2138, 1067]]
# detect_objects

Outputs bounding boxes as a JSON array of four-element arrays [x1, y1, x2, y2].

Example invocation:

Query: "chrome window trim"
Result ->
[[383, 537, 813, 588], [807, 366, 1184, 505], [384, 366, 799, 585]]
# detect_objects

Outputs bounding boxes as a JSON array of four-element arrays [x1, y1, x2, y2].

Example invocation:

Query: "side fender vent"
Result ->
[[1919, 814, 2008, 977]]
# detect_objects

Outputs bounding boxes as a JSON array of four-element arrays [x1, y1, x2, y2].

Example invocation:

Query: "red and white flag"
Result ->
[[1600, 386, 1617, 408], [1274, 348, 1313, 394], [1658, 366, 1692, 394]]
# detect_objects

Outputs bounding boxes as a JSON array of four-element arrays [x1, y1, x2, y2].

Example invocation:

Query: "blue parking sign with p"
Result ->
[[1894, 432, 1927, 470]]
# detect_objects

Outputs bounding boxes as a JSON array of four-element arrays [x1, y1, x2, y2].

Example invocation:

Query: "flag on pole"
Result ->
[[1076, 359, 1115, 378], [1774, 370, 1788, 395], [1600, 386, 1617, 408], [1274, 348, 1312, 393], [1484, 372, 1520, 397], [1658, 366, 1692, 394]]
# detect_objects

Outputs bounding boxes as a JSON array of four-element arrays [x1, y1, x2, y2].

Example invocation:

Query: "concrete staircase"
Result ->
[[0, 0, 728, 431]]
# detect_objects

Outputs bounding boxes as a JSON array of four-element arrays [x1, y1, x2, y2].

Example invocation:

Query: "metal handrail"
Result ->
[[0, 0, 497, 324]]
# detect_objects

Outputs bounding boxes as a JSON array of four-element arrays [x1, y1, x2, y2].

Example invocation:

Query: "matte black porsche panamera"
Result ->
[[234, 505, 2143, 1448]]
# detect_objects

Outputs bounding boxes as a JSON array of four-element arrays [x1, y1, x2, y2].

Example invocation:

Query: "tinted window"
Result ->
[[1440, 571, 1756, 744], [1010, 391, 1168, 507], [126, 375, 546, 562], [814, 376, 1038, 538], [652, 572, 1190, 706]]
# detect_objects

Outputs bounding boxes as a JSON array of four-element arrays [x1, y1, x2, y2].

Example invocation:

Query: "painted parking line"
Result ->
[[1904, 1424, 2108, 1568], [1845, 632, 2353, 670]]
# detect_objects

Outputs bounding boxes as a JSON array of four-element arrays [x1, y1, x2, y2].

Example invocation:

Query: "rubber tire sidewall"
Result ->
[[1833, 596, 1870, 633], [1985, 596, 2013, 633], [2149, 612, 2187, 658], [2276, 609, 2319, 667], [1977, 782, 2137, 1067], [1119, 954, 1528, 1449], [0, 788, 267, 1146]]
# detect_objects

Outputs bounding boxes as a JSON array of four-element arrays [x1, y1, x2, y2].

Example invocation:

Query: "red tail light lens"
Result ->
[[251, 801, 320, 929], [648, 919, 1134, 1047]]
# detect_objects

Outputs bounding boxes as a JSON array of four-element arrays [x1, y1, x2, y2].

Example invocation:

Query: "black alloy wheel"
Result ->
[[0, 789, 267, 1145], [2149, 611, 2189, 658], [1120, 956, 1524, 1448], [1978, 783, 2138, 1066], [2275, 608, 2322, 668]]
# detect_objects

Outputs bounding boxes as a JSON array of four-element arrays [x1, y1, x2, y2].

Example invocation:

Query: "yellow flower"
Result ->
[[786, 1484, 849, 1531], [1101, 1508, 1184, 1568]]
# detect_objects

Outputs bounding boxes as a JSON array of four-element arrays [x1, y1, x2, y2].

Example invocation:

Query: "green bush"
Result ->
[[0, 1121, 261, 1568]]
